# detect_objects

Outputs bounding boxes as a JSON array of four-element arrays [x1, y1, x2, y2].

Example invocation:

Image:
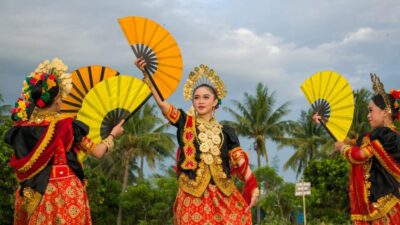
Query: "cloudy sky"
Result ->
[[1, 0, 399, 182]]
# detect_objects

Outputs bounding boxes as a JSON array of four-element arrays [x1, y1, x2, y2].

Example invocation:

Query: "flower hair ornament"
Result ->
[[390, 89, 400, 120], [183, 64, 227, 108], [11, 58, 72, 122]]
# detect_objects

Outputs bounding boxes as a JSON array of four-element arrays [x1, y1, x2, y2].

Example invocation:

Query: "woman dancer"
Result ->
[[5, 58, 124, 224], [135, 58, 259, 225], [313, 74, 400, 224]]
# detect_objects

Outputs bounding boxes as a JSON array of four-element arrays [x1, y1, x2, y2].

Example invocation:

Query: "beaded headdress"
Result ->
[[11, 58, 72, 121], [183, 64, 227, 103]]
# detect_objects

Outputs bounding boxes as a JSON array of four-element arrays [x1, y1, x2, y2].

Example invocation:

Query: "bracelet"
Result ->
[[101, 135, 114, 152], [340, 145, 351, 156], [252, 187, 260, 198], [109, 133, 115, 139]]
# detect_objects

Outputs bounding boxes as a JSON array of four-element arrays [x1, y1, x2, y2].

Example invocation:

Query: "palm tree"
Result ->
[[0, 93, 12, 123], [114, 103, 175, 225], [223, 82, 291, 168], [277, 110, 331, 177], [348, 88, 371, 138], [223, 82, 290, 224]]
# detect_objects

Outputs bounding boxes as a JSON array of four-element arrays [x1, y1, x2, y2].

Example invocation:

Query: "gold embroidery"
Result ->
[[342, 140, 373, 164], [19, 112, 71, 173], [179, 115, 234, 197], [230, 147, 246, 165], [164, 104, 181, 124], [178, 161, 211, 197], [178, 161, 236, 197], [351, 194, 399, 221], [210, 162, 235, 196], [22, 187, 42, 218], [371, 139, 400, 182], [78, 136, 94, 154], [350, 135, 400, 221], [18, 120, 57, 173], [181, 116, 197, 170]]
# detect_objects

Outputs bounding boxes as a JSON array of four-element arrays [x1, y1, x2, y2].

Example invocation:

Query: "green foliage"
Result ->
[[0, 119, 17, 225], [277, 109, 331, 177], [303, 157, 350, 224], [254, 166, 301, 224], [0, 93, 12, 124], [84, 167, 122, 225], [223, 82, 291, 167], [349, 88, 371, 138], [119, 175, 178, 225]]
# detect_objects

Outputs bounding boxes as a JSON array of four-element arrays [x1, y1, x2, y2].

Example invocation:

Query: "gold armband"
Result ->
[[340, 145, 351, 156], [252, 187, 260, 198], [101, 135, 114, 152]]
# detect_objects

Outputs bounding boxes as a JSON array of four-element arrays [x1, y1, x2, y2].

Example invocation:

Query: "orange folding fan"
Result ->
[[61, 65, 120, 116], [118, 16, 183, 100]]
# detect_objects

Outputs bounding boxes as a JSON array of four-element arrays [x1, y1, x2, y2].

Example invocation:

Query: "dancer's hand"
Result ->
[[312, 112, 322, 124], [134, 57, 147, 74], [334, 141, 345, 153], [110, 119, 125, 138], [244, 193, 258, 213]]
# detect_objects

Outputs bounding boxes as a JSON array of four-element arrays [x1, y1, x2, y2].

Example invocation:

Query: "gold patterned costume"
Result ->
[[161, 65, 256, 225]]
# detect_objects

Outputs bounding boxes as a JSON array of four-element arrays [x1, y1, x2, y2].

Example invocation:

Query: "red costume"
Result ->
[[6, 112, 94, 224]]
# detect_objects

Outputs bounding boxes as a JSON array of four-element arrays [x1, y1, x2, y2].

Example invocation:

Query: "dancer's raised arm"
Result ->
[[134, 57, 170, 114]]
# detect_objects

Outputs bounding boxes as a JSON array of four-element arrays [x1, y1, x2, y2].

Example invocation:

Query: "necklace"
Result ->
[[195, 117, 223, 165], [30, 110, 61, 123]]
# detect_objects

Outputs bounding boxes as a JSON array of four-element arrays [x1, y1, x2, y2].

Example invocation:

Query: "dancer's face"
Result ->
[[367, 101, 386, 128], [192, 86, 217, 118]]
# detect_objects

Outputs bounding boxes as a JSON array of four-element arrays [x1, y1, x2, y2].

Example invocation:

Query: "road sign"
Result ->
[[295, 182, 311, 196], [295, 181, 311, 225]]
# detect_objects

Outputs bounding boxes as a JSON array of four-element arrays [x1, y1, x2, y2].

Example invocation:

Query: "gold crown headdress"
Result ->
[[183, 64, 227, 101], [370, 73, 392, 114]]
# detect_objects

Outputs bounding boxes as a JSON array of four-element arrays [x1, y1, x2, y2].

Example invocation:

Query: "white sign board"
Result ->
[[295, 182, 311, 196]]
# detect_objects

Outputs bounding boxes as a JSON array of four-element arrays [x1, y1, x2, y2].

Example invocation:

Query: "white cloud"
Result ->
[[1, 0, 400, 181], [343, 27, 374, 43]]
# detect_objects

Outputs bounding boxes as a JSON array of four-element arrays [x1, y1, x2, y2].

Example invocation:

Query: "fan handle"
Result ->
[[123, 94, 153, 123], [318, 118, 337, 142], [145, 67, 165, 101]]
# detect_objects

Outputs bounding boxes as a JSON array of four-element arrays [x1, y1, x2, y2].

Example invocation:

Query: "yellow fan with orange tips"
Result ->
[[118, 16, 183, 101], [301, 71, 354, 141], [61, 65, 120, 115]]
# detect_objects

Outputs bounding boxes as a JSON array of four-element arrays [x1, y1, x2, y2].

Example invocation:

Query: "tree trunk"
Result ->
[[276, 192, 284, 221], [139, 155, 144, 180], [117, 149, 132, 225], [263, 139, 269, 168], [256, 144, 262, 225]]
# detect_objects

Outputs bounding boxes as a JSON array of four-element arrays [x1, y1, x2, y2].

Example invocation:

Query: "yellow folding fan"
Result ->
[[76, 75, 151, 144], [118, 16, 183, 100], [61, 65, 120, 116], [301, 71, 354, 141]]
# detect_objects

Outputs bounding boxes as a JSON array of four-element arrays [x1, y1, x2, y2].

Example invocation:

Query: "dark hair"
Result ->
[[372, 93, 399, 121], [31, 80, 60, 108]]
